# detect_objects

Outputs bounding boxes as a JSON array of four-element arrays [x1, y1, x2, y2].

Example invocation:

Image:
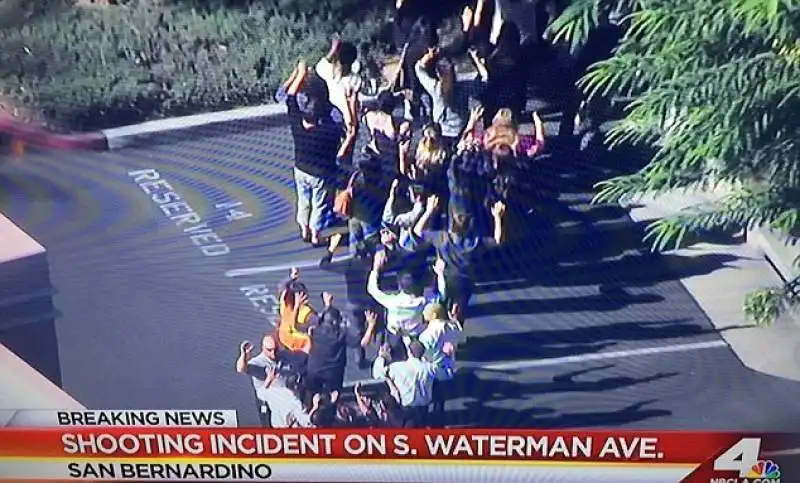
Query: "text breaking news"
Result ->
[[0, 423, 796, 483], [0, 410, 238, 428]]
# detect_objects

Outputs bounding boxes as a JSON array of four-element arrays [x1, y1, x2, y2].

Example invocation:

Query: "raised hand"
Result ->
[[294, 291, 309, 307], [399, 138, 411, 157], [322, 291, 334, 308], [379, 343, 392, 359], [365, 310, 379, 326], [240, 340, 253, 356], [461, 6, 474, 30], [449, 303, 461, 321], [433, 258, 446, 276], [468, 105, 484, 126], [426, 195, 440, 211], [290, 267, 300, 280], [420, 47, 438, 65], [373, 250, 388, 271], [491, 200, 506, 217]]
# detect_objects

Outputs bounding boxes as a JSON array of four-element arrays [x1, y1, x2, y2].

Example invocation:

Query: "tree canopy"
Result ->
[[549, 0, 800, 325]]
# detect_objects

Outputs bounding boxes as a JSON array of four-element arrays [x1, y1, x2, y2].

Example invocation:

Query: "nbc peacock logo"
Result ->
[[745, 460, 780, 480]]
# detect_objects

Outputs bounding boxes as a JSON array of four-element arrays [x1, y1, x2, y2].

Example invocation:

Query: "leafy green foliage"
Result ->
[[0, 1, 386, 130], [744, 287, 793, 326], [551, 0, 800, 325]]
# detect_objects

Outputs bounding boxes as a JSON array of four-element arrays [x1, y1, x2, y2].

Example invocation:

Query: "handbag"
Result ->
[[333, 171, 358, 218]]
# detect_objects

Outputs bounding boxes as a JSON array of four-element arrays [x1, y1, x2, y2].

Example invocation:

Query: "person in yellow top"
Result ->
[[277, 268, 319, 354]]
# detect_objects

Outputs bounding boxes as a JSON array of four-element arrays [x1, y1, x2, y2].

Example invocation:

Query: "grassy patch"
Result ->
[[0, 1, 389, 130]]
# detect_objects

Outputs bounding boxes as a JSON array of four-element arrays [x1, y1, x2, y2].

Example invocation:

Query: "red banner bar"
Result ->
[[0, 428, 790, 466]]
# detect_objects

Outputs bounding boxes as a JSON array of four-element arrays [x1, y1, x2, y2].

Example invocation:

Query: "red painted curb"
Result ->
[[0, 112, 108, 151]]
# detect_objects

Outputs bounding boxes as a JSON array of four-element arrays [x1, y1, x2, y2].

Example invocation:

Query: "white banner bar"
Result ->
[[0, 410, 238, 427], [0, 460, 694, 482]]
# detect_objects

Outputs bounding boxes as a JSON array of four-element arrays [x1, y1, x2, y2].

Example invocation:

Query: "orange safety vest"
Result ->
[[277, 296, 313, 353]]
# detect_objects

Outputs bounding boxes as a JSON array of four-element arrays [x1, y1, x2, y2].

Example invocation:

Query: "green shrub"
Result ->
[[0, 1, 388, 130]]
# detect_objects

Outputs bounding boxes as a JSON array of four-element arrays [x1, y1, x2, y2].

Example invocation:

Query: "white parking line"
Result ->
[[343, 340, 728, 387], [225, 255, 353, 277]]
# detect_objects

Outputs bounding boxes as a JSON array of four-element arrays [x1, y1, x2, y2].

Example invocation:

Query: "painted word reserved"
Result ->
[[128, 169, 230, 257]]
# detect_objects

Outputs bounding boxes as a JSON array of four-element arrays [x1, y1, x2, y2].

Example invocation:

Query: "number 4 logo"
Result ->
[[713, 438, 761, 477]]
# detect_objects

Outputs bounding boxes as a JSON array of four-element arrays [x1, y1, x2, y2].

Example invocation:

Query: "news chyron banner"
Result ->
[[0, 422, 796, 483]]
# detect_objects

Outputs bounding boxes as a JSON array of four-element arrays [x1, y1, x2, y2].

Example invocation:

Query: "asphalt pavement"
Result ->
[[1, 115, 800, 429]]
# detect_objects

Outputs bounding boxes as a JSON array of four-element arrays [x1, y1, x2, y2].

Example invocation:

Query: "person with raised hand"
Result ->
[[367, 247, 428, 360], [316, 34, 362, 130], [415, 46, 489, 152], [372, 339, 439, 427], [235, 335, 281, 428], [283, 59, 348, 246]]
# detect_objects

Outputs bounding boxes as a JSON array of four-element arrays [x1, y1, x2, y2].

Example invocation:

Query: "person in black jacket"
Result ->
[[480, 21, 528, 125], [306, 294, 378, 400]]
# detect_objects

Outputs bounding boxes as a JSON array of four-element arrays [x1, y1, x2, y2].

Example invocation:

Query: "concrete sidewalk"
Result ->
[[627, 192, 800, 382]]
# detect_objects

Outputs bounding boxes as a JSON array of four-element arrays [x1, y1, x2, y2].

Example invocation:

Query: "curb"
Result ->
[[0, 112, 107, 151], [0, 73, 484, 153], [101, 103, 288, 151]]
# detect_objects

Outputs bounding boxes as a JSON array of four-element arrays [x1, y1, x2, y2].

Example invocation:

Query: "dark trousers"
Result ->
[[348, 307, 369, 365], [255, 396, 271, 428], [430, 378, 451, 422], [305, 368, 345, 401], [445, 274, 474, 325], [401, 405, 429, 428]]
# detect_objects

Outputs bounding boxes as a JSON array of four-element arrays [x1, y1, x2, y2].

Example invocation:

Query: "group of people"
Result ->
[[237, 0, 557, 429]]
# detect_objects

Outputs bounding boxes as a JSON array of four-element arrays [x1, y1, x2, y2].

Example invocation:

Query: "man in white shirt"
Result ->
[[372, 340, 443, 427], [235, 335, 282, 427], [367, 250, 439, 358], [418, 303, 463, 418], [316, 36, 363, 129], [261, 375, 314, 428]]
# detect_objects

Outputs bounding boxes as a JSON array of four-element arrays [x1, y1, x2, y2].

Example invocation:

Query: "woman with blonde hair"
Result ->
[[462, 106, 546, 159], [414, 124, 448, 176], [483, 108, 519, 151], [408, 124, 449, 230]]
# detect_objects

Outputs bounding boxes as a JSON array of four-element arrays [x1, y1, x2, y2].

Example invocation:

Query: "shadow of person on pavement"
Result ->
[[439, 368, 675, 428], [458, 341, 617, 364], [458, 318, 710, 363], [468, 286, 664, 318], [530, 399, 672, 429], [472, 248, 740, 296]]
